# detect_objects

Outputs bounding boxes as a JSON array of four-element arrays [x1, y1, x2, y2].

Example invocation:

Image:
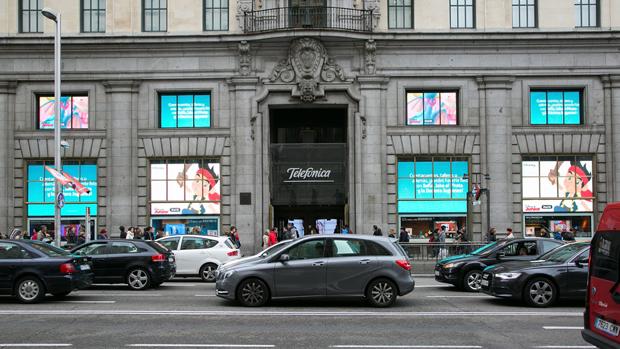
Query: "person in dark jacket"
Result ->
[[372, 225, 382, 236], [399, 227, 410, 242], [119, 226, 126, 239]]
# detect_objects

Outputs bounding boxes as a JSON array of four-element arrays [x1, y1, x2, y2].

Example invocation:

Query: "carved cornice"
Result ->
[[103, 80, 140, 93], [601, 75, 620, 89], [238, 41, 251, 76], [364, 39, 376, 75], [0, 81, 17, 94], [476, 76, 515, 90]]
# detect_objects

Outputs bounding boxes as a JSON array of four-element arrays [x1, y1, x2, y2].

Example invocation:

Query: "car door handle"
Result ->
[[359, 259, 371, 265], [312, 261, 324, 267]]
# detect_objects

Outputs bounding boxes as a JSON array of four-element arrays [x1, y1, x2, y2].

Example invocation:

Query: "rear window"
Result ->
[[392, 241, 409, 258], [29, 242, 70, 257], [591, 232, 620, 282], [145, 241, 170, 254]]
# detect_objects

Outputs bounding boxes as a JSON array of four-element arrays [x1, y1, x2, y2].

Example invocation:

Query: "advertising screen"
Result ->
[[160, 94, 211, 128], [27, 163, 97, 217], [39, 96, 89, 129], [522, 157, 593, 213], [530, 91, 581, 125], [397, 159, 468, 214], [150, 161, 221, 215], [406, 92, 457, 126]]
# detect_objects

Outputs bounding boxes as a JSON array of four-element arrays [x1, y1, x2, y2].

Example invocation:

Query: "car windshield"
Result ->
[[29, 242, 70, 257], [259, 240, 292, 257], [471, 241, 501, 255], [537, 243, 589, 263]]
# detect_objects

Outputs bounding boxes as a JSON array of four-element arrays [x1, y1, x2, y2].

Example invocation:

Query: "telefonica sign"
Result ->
[[284, 167, 334, 183]]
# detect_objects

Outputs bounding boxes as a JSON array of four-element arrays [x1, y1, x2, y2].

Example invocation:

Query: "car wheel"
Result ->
[[127, 268, 151, 291], [51, 291, 71, 298], [524, 277, 557, 307], [463, 270, 483, 292], [15, 277, 45, 304], [237, 278, 269, 307], [200, 263, 218, 283], [366, 278, 397, 308]]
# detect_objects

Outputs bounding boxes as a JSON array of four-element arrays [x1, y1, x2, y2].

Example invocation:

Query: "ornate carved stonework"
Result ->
[[238, 41, 251, 76], [364, 39, 376, 75], [364, 0, 380, 29], [269, 38, 346, 103], [236, 0, 253, 31]]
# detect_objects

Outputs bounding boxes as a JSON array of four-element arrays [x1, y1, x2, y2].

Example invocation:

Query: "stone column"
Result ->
[[357, 76, 389, 235], [477, 76, 514, 235], [0, 82, 16, 233], [103, 81, 140, 232], [603, 75, 620, 202], [228, 77, 259, 254]]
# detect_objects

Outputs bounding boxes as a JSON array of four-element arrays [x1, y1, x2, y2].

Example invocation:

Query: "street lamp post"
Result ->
[[42, 8, 62, 247], [464, 173, 491, 241]]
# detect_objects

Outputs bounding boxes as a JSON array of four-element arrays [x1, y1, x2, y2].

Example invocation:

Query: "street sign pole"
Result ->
[[86, 207, 91, 242]]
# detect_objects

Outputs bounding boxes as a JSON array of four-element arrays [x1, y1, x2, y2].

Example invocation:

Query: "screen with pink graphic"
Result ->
[[406, 92, 457, 126], [38, 96, 89, 129]]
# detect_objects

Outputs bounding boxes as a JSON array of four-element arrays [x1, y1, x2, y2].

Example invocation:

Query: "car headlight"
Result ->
[[496, 272, 521, 280], [443, 262, 464, 269], [223, 270, 235, 279]]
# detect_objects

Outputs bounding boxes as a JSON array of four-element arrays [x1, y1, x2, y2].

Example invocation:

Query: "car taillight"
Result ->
[[151, 254, 166, 262], [60, 263, 77, 274], [396, 259, 411, 271], [227, 250, 239, 257]]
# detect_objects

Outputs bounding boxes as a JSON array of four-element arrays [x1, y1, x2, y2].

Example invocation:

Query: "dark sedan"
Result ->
[[480, 242, 590, 307], [435, 238, 564, 292], [0, 240, 93, 303], [71, 240, 175, 290]]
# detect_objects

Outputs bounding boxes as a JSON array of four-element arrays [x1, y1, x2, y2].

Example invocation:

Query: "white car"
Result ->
[[156, 235, 240, 282]]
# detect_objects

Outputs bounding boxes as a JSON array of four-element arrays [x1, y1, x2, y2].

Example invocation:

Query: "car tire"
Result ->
[[126, 268, 151, 291], [463, 269, 483, 292], [524, 277, 557, 307], [51, 291, 71, 298], [15, 276, 45, 304], [366, 278, 398, 308], [199, 263, 218, 283], [237, 278, 270, 307]]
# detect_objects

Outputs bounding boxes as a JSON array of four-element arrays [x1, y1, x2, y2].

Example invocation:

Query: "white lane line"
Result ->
[[542, 326, 584, 330], [194, 294, 217, 297], [415, 285, 451, 288], [161, 284, 198, 287], [532, 346, 595, 348], [127, 345, 275, 348], [426, 295, 490, 298], [0, 345, 72, 347], [60, 301, 116, 304], [0, 310, 582, 317], [70, 293, 162, 297], [331, 346, 482, 348]]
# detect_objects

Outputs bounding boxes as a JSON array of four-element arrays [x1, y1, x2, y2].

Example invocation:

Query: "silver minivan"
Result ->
[[215, 235, 415, 307]]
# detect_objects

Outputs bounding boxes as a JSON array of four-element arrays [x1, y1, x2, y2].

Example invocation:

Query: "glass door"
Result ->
[[289, 0, 327, 28]]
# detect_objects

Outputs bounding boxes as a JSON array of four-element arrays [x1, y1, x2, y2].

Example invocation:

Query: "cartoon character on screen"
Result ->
[[177, 165, 221, 215], [548, 161, 593, 212]]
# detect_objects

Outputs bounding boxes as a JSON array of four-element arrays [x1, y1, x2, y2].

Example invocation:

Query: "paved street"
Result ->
[[0, 276, 591, 349]]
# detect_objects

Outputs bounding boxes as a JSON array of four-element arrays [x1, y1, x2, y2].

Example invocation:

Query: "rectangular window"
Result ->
[[521, 155, 593, 213], [406, 91, 458, 126], [19, 0, 43, 33], [159, 93, 211, 128], [27, 161, 98, 217], [150, 160, 221, 215], [397, 157, 468, 214], [204, 0, 229, 31], [37, 96, 89, 130], [512, 0, 536, 28], [575, 0, 598, 27], [530, 90, 582, 125], [388, 0, 413, 29], [82, 0, 106, 33], [450, 0, 474, 29], [143, 0, 168, 32]]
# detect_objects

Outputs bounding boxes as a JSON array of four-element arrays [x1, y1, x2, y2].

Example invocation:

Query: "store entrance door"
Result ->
[[274, 205, 344, 236]]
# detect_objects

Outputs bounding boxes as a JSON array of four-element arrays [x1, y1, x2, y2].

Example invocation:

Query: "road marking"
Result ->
[[415, 285, 451, 288], [127, 345, 275, 348], [542, 326, 584, 330], [60, 301, 116, 304], [532, 346, 595, 348], [0, 345, 72, 347], [331, 346, 483, 348], [71, 293, 162, 297], [194, 294, 217, 297], [426, 295, 490, 298], [161, 284, 198, 287], [0, 310, 582, 317]]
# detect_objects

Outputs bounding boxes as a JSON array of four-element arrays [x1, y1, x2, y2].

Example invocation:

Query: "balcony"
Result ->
[[243, 6, 374, 33]]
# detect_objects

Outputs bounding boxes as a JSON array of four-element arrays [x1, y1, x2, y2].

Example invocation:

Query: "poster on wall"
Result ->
[[522, 158, 593, 213], [160, 94, 211, 128], [530, 91, 581, 125], [316, 219, 338, 235], [406, 92, 457, 125], [39, 96, 89, 129]]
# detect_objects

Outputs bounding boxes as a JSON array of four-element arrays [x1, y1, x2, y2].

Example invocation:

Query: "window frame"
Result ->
[[388, 0, 414, 29], [142, 0, 168, 32], [36, 94, 90, 130], [158, 92, 212, 129], [81, 0, 107, 33], [449, 0, 475, 29], [575, 0, 599, 28], [529, 89, 584, 126], [512, 0, 537, 28], [405, 90, 459, 126], [204, 0, 229, 31], [18, 0, 43, 33]]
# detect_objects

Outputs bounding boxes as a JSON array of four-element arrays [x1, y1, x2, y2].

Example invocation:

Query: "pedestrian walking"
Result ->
[[77, 231, 86, 245], [126, 227, 135, 240], [388, 228, 396, 238], [399, 227, 410, 243], [341, 224, 350, 234], [66, 226, 77, 245], [230, 226, 241, 248], [372, 225, 382, 236], [437, 226, 447, 258], [487, 227, 497, 242], [97, 228, 109, 240], [262, 230, 270, 250], [268, 227, 278, 247], [506, 228, 514, 239], [155, 228, 165, 239], [278, 226, 288, 242], [562, 228, 576, 242], [119, 226, 127, 239], [285, 223, 297, 240], [144, 226, 155, 240]]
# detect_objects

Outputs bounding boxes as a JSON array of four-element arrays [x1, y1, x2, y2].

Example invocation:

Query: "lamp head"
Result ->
[[41, 8, 58, 22], [60, 140, 70, 149]]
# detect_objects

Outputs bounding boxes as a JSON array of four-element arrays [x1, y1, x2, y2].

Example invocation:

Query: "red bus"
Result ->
[[582, 202, 620, 348]]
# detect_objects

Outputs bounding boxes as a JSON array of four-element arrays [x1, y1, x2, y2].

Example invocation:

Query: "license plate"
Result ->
[[595, 318, 620, 337], [434, 270, 440, 276], [168, 257, 174, 263], [80, 264, 91, 271], [482, 273, 489, 279], [481, 280, 489, 287]]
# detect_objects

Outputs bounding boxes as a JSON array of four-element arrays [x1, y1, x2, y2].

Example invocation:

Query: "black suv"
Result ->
[[434, 238, 564, 292], [71, 240, 176, 290]]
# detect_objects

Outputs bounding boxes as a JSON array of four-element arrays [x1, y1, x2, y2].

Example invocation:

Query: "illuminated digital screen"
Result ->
[[38, 96, 89, 129], [406, 92, 457, 126], [160, 94, 211, 128]]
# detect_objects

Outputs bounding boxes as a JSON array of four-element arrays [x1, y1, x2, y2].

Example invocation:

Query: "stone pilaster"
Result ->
[[0, 82, 16, 233], [602, 75, 620, 202], [477, 76, 514, 236], [357, 75, 389, 235], [103, 81, 140, 232]]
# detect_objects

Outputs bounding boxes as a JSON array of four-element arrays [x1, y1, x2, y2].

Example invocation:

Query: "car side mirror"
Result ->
[[279, 254, 290, 262], [575, 258, 588, 268], [496, 252, 505, 260]]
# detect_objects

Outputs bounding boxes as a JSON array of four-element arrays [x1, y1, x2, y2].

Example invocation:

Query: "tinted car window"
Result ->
[[181, 237, 214, 250], [159, 237, 180, 250], [29, 242, 69, 257], [0, 242, 31, 259], [109, 242, 138, 254], [74, 243, 108, 256], [146, 241, 170, 254], [287, 239, 325, 260], [472, 241, 500, 255], [368, 241, 392, 256], [541, 240, 562, 253], [591, 232, 620, 282], [538, 243, 588, 263], [500, 241, 537, 256]]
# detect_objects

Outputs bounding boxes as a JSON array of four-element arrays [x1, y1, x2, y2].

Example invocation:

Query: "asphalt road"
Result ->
[[0, 276, 592, 349]]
